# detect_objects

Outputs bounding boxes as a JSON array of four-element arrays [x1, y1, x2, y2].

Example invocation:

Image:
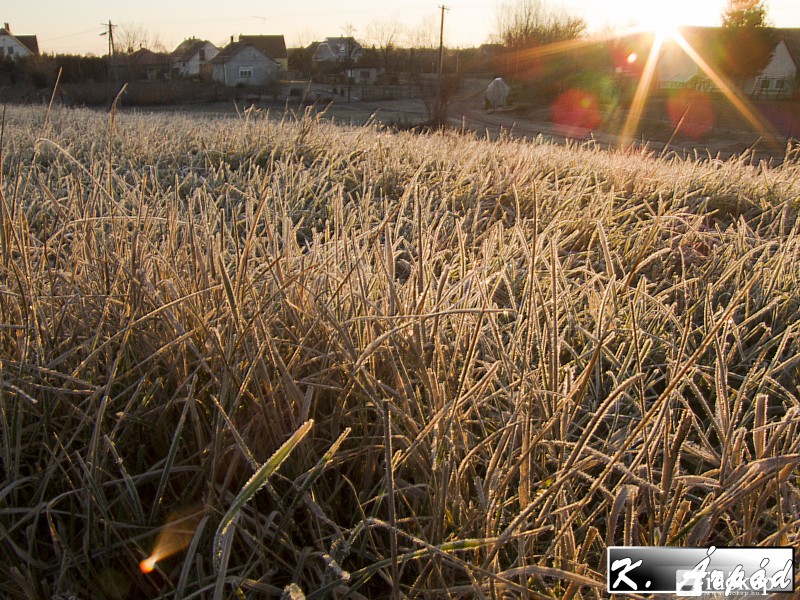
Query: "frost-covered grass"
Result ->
[[2, 104, 800, 599]]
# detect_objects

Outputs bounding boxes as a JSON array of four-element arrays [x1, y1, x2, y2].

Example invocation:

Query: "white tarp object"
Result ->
[[485, 77, 510, 108]]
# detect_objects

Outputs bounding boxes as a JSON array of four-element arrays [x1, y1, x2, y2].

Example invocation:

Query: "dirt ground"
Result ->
[[448, 87, 797, 164]]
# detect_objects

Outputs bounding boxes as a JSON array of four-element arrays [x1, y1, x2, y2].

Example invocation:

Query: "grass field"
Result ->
[[1, 103, 800, 599]]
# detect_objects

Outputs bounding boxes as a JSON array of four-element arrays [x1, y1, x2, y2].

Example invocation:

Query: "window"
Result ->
[[760, 78, 770, 90], [239, 66, 252, 78], [199, 49, 205, 62], [7, 46, 13, 55], [775, 78, 786, 90]]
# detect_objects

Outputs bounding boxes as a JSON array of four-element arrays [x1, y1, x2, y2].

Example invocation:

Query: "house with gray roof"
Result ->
[[237, 35, 287, 71], [210, 41, 279, 86]]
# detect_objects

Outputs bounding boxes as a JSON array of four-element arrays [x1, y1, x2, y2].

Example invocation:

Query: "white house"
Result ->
[[171, 38, 219, 78], [752, 33, 799, 98], [657, 40, 702, 89], [314, 37, 363, 64], [0, 23, 39, 62], [656, 27, 724, 91], [210, 42, 279, 86], [656, 27, 800, 98]]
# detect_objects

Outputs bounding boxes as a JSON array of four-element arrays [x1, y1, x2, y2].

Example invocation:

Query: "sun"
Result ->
[[637, 6, 685, 39]]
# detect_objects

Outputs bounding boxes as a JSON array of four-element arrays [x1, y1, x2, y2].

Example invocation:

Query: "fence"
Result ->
[[357, 84, 424, 102], [57, 81, 278, 107]]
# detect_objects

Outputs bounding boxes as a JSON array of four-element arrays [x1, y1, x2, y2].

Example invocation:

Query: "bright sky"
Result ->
[[5, 1, 800, 55]]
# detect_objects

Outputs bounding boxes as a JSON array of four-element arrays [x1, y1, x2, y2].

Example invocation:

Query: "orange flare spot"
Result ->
[[627, 53, 638, 64], [140, 556, 157, 574], [139, 507, 204, 576]]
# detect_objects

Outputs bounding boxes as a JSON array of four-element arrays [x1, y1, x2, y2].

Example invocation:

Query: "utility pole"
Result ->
[[343, 23, 356, 103], [435, 5, 449, 127], [101, 20, 116, 107]]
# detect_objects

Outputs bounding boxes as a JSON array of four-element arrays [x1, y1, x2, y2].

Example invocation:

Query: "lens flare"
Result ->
[[620, 32, 667, 147], [140, 556, 158, 574], [552, 88, 601, 134], [139, 508, 204, 576], [627, 53, 638, 64], [670, 31, 780, 145], [638, 6, 683, 40], [667, 89, 715, 139]]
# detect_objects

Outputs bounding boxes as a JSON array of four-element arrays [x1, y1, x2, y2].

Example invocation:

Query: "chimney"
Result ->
[[3, 23, 9, 33], [230, 35, 234, 44]]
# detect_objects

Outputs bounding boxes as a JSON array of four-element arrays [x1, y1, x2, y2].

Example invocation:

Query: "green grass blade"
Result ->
[[213, 419, 314, 572]]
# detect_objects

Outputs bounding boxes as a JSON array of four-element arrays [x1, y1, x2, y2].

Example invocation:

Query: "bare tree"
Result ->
[[494, 0, 586, 49], [366, 18, 403, 70], [116, 22, 166, 54], [403, 15, 440, 75], [292, 27, 320, 49], [405, 15, 439, 49]]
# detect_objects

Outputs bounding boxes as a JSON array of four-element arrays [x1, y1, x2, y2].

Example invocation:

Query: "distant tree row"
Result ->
[[1, 54, 108, 88], [288, 46, 498, 79]]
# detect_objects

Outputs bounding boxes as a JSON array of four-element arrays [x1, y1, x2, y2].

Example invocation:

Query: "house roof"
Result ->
[[238, 35, 287, 59], [171, 38, 215, 63], [315, 37, 363, 60], [0, 28, 39, 55], [776, 29, 800, 66], [210, 42, 277, 65], [16, 35, 39, 55], [322, 37, 361, 51], [129, 48, 170, 66]]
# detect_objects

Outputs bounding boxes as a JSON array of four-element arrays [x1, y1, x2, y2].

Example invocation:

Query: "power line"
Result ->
[[42, 27, 104, 43]]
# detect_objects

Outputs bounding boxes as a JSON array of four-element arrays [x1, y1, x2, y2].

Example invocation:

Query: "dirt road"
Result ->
[[447, 90, 789, 163], [447, 90, 632, 149]]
